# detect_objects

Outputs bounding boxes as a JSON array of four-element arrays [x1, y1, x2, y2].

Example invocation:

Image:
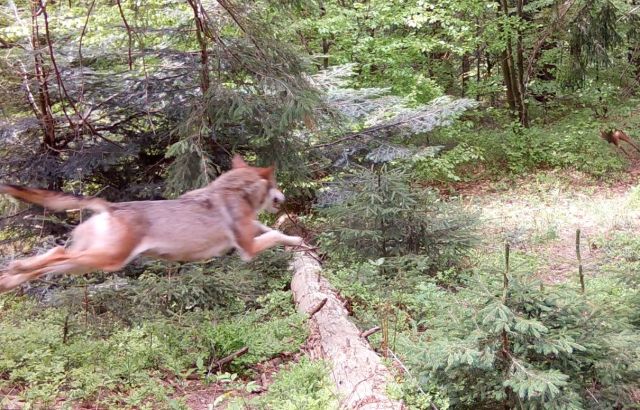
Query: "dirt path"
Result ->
[[456, 164, 640, 282]]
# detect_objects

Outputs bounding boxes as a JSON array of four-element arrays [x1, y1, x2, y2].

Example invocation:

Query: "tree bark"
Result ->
[[30, 0, 56, 150], [462, 52, 470, 97], [319, 1, 330, 69], [187, 0, 210, 96], [500, 49, 517, 112], [289, 251, 404, 409], [498, 0, 528, 126], [515, 0, 529, 127]]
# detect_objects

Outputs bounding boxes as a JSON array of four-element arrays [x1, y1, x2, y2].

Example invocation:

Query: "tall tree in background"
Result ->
[[293, 0, 639, 127]]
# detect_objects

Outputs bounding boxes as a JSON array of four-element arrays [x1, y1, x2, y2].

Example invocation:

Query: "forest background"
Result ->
[[1, 0, 640, 409]]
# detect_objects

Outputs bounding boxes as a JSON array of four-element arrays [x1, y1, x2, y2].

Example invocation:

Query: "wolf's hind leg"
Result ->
[[6, 246, 66, 274]]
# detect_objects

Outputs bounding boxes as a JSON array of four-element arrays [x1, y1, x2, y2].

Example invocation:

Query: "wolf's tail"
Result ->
[[0, 184, 111, 212]]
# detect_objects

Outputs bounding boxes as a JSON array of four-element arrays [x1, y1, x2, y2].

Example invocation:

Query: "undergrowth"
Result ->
[[322, 242, 640, 409], [0, 251, 307, 409], [412, 101, 640, 182], [226, 357, 338, 409], [315, 157, 640, 409]]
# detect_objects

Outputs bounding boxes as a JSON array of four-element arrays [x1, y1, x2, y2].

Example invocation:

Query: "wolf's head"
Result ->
[[231, 155, 285, 213]]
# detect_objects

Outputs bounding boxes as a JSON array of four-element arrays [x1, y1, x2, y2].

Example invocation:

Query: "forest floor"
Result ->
[[184, 157, 640, 409], [455, 156, 640, 283], [187, 156, 640, 408], [4, 155, 640, 410]]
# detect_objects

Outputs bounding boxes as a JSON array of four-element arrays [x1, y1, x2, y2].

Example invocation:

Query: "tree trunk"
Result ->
[[319, 1, 330, 69], [289, 251, 405, 409], [30, 1, 56, 150], [476, 17, 482, 101], [498, 0, 529, 126], [500, 49, 517, 112], [462, 52, 470, 97], [187, 0, 210, 96], [515, 0, 529, 127]]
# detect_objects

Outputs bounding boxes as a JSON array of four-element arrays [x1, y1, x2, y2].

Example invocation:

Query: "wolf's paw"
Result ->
[[238, 250, 254, 262], [286, 235, 305, 247], [0, 273, 23, 293]]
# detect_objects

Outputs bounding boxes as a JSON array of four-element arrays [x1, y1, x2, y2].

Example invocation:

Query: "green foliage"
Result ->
[[0, 0, 320, 209], [0, 279, 306, 408], [396, 250, 640, 409], [46, 249, 293, 324], [387, 378, 451, 410], [427, 105, 629, 179], [412, 143, 484, 182], [565, 0, 623, 86], [228, 357, 338, 410], [318, 166, 477, 273]]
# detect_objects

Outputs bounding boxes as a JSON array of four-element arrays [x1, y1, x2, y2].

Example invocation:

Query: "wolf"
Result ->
[[0, 155, 304, 292]]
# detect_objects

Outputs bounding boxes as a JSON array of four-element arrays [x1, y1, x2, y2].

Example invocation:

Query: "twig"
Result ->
[[39, 1, 123, 149], [309, 298, 327, 317], [215, 0, 266, 60], [78, 0, 96, 107], [17, 61, 41, 117], [39, 1, 75, 127], [617, 5, 640, 22], [115, 0, 134, 70], [360, 326, 381, 339], [213, 346, 249, 370], [289, 245, 320, 253], [503, 242, 510, 303], [576, 229, 585, 293]]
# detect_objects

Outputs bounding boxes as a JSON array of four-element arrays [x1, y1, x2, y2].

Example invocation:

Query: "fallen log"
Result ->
[[289, 250, 405, 410]]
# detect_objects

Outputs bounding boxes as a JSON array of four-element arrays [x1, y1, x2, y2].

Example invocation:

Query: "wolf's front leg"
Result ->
[[253, 221, 274, 235], [238, 230, 304, 262]]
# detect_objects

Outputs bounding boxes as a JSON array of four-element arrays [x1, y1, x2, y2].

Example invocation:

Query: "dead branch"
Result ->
[[213, 346, 249, 370], [360, 326, 381, 340], [115, 0, 134, 70], [309, 297, 327, 317]]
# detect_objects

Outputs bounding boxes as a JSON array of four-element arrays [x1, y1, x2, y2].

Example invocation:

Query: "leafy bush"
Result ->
[[426, 106, 629, 179], [412, 142, 484, 182]]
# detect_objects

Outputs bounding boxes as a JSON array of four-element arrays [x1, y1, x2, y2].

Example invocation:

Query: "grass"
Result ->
[[0, 273, 308, 409], [225, 357, 338, 410]]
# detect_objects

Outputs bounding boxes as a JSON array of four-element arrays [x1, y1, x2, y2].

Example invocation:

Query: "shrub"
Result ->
[[317, 166, 477, 276], [398, 249, 640, 409]]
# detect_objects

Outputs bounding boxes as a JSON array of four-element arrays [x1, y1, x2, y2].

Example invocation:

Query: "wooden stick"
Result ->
[[576, 229, 585, 293], [309, 298, 327, 317], [214, 346, 249, 369], [502, 242, 510, 303], [360, 326, 381, 339]]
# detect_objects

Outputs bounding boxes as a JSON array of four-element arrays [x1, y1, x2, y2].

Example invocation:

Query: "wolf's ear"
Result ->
[[257, 166, 275, 179], [232, 155, 248, 169]]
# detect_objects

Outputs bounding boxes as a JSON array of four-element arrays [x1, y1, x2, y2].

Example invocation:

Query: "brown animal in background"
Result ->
[[600, 129, 640, 156], [0, 155, 304, 293]]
